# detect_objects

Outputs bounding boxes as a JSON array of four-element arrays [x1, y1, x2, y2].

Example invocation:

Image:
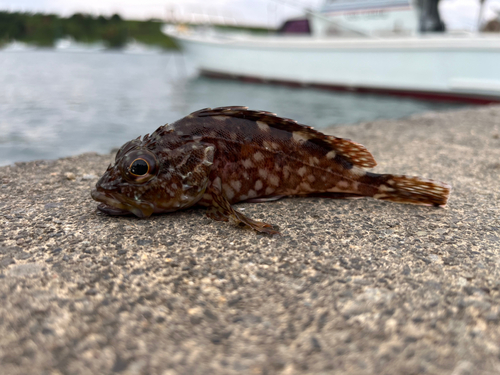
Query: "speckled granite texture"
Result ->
[[1, 105, 499, 375]]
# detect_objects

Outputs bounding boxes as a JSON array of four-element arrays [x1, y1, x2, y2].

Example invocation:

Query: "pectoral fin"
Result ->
[[206, 191, 279, 235]]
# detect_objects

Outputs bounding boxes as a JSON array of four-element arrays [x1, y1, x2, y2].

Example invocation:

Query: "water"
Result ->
[[0, 49, 467, 166]]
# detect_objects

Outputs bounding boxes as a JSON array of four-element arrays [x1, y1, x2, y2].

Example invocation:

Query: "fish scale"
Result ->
[[91, 106, 451, 234]]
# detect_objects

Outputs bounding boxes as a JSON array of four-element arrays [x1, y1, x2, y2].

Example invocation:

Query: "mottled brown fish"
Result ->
[[91, 106, 451, 234]]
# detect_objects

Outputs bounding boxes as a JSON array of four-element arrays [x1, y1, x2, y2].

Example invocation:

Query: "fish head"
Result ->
[[91, 137, 215, 218]]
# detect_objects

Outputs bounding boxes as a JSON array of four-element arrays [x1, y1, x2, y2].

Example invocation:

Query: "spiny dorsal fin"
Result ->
[[194, 106, 312, 131], [193, 106, 377, 168]]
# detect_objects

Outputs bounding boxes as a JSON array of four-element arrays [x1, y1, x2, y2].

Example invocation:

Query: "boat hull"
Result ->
[[168, 30, 500, 103]]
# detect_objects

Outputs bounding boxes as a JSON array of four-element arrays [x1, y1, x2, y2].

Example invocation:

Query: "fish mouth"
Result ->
[[97, 203, 132, 216], [91, 188, 154, 218]]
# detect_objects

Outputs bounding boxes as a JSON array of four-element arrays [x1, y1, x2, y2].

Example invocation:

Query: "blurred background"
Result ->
[[1, 0, 500, 166]]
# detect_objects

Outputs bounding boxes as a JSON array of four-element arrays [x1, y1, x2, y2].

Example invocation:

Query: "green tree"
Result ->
[[0, 11, 178, 49]]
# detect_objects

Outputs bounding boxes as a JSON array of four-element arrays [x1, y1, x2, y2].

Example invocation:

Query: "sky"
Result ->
[[1, 0, 499, 30]]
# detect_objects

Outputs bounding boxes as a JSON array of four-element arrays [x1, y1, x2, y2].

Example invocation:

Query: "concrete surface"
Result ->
[[1, 105, 499, 375]]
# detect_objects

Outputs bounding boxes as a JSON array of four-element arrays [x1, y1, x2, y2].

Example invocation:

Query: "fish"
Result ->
[[91, 106, 451, 235]]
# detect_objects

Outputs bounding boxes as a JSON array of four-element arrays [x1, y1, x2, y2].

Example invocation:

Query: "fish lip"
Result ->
[[91, 188, 153, 218], [91, 188, 130, 215], [97, 202, 132, 216]]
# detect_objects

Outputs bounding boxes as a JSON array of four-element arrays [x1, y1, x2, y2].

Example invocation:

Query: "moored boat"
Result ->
[[163, 0, 500, 103]]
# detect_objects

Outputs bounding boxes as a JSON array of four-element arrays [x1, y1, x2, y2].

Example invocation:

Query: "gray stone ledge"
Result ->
[[1, 105, 499, 374]]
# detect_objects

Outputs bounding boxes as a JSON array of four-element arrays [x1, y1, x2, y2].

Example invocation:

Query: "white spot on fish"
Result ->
[[268, 174, 280, 187], [258, 169, 268, 179], [300, 182, 312, 191], [230, 180, 242, 192], [265, 187, 274, 195], [350, 167, 366, 177], [222, 184, 235, 200], [255, 180, 263, 190], [257, 121, 270, 132], [293, 132, 311, 143], [253, 152, 265, 162], [247, 190, 257, 198], [298, 166, 307, 177], [326, 150, 336, 159], [171, 183, 178, 190], [337, 180, 349, 189], [308, 156, 320, 165], [242, 159, 254, 169], [307, 175, 315, 183], [213, 116, 228, 121], [379, 184, 396, 192]]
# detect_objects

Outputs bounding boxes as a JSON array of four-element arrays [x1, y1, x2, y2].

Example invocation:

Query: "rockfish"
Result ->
[[91, 106, 451, 234]]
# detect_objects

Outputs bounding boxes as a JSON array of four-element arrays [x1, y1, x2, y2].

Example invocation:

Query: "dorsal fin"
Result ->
[[192, 106, 377, 168]]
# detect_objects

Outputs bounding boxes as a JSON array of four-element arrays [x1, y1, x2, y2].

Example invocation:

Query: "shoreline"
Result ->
[[1, 105, 499, 374]]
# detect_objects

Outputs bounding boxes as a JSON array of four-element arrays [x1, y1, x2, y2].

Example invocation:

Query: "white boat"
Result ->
[[121, 40, 164, 55], [0, 41, 36, 52], [163, 0, 500, 103], [55, 38, 105, 53]]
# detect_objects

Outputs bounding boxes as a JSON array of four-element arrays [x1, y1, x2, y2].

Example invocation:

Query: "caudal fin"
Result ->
[[373, 175, 451, 207]]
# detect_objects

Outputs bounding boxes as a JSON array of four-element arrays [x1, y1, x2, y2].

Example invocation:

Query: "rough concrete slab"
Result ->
[[0, 105, 499, 375]]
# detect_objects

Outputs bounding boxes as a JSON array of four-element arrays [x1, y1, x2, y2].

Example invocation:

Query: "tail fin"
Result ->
[[373, 175, 451, 207]]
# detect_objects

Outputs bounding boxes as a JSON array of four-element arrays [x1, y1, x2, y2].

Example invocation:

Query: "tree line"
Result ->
[[0, 11, 178, 49]]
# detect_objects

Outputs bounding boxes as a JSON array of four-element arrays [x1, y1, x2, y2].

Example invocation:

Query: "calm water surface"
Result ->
[[0, 49, 467, 166]]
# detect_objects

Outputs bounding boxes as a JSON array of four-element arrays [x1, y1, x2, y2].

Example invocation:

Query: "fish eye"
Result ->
[[129, 158, 149, 176], [120, 148, 158, 183]]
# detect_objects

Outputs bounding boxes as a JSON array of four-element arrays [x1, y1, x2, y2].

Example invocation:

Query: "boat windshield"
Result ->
[[320, 0, 412, 13]]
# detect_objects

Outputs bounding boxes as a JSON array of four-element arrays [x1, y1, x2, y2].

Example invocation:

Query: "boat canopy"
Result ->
[[311, 0, 446, 36]]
